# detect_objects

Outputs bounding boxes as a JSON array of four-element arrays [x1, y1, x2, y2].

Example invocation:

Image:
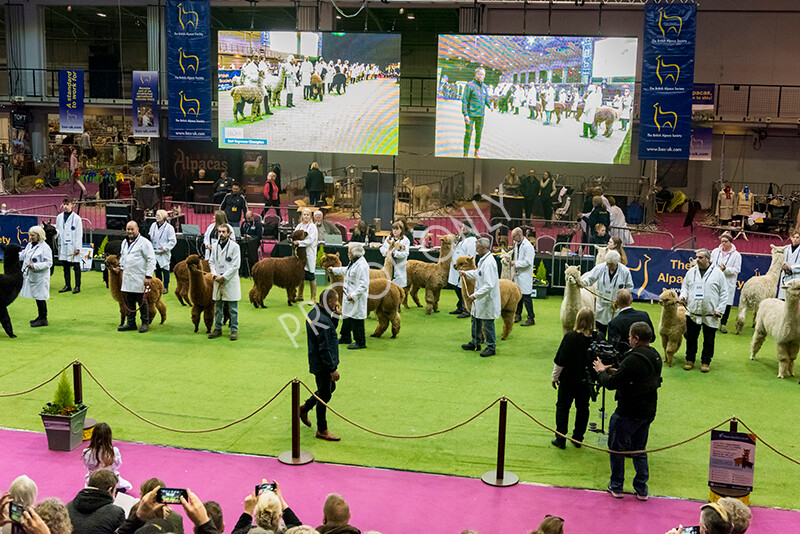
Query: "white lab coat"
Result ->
[[582, 89, 602, 124], [300, 61, 312, 86], [448, 235, 477, 287], [210, 238, 241, 302], [119, 235, 156, 294], [380, 235, 410, 288], [56, 211, 83, 262], [581, 263, 634, 325], [544, 87, 556, 112], [680, 265, 729, 328], [295, 221, 318, 273], [710, 246, 742, 305], [779, 243, 800, 300], [204, 223, 235, 261], [512, 238, 535, 295], [20, 242, 52, 301], [331, 256, 370, 320], [608, 206, 634, 245], [620, 94, 633, 120], [149, 221, 177, 269], [462, 253, 501, 320]]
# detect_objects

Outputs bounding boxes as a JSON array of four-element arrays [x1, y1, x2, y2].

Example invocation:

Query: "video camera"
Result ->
[[583, 338, 622, 403]]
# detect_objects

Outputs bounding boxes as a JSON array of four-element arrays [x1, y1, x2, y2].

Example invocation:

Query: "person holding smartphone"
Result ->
[[116, 486, 219, 534], [231, 483, 301, 534], [662, 502, 734, 534]]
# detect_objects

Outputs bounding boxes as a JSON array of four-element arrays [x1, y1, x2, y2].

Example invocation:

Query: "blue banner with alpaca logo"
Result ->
[[0, 214, 37, 259], [167, 0, 211, 140], [58, 70, 84, 134], [638, 2, 697, 160]]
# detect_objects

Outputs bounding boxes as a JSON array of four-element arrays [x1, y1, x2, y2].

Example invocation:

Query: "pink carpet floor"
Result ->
[[1, 429, 797, 534]]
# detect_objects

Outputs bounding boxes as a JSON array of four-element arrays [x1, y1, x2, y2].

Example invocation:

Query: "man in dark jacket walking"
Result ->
[[67, 470, 124, 534], [299, 289, 342, 441], [306, 162, 325, 207]]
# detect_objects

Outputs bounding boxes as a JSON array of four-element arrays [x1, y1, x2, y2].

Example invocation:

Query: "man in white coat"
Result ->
[[511, 228, 536, 327], [679, 248, 729, 373], [330, 243, 370, 350], [208, 224, 241, 341], [300, 57, 313, 100], [459, 237, 501, 358], [779, 229, 800, 300], [21, 226, 53, 327], [56, 198, 83, 294], [710, 232, 741, 333], [581, 85, 602, 139], [149, 209, 177, 294], [580, 250, 633, 338], [379, 222, 410, 291], [117, 221, 156, 333], [448, 222, 478, 318]]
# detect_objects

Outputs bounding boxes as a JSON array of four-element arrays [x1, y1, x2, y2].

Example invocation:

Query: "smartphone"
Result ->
[[682, 527, 700, 534], [156, 488, 188, 504], [255, 482, 276, 496], [9, 502, 25, 524]]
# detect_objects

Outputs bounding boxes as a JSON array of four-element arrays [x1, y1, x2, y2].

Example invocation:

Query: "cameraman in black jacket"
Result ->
[[593, 321, 662, 502]]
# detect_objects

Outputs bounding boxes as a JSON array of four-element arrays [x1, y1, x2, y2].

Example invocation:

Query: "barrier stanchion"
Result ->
[[481, 397, 518, 487], [73, 361, 83, 405], [278, 379, 313, 466]]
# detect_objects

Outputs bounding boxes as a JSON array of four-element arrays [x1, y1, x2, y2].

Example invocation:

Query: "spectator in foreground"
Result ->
[[531, 514, 564, 534], [663, 502, 733, 534], [117, 487, 218, 534], [130, 478, 184, 532], [67, 469, 124, 534], [717, 498, 751, 534], [82, 422, 133, 492], [34, 499, 71, 534], [231, 484, 302, 534], [316, 494, 359, 534], [204, 501, 225, 534], [2, 476, 38, 534]]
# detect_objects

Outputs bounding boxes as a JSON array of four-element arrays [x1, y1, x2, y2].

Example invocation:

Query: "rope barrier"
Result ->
[[298, 380, 502, 439], [0, 361, 74, 398], [80, 364, 293, 434], [738, 419, 800, 467]]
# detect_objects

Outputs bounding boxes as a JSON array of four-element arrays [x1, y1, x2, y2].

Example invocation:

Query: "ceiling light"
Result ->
[[67, 5, 72, 11], [407, 13, 415, 20], [97, 12, 107, 18], [336, 14, 341, 19]]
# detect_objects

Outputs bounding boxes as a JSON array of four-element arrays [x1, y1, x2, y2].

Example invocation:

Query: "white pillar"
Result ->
[[147, 4, 165, 170]]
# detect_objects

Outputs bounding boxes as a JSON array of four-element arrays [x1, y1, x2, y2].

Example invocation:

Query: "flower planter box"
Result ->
[[40, 406, 88, 451], [531, 285, 548, 300]]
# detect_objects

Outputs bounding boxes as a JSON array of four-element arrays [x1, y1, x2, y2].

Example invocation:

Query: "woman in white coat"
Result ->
[[56, 198, 83, 294], [149, 209, 177, 293], [607, 196, 634, 246], [21, 226, 53, 327], [294, 208, 319, 302], [448, 223, 478, 317], [379, 222, 410, 291], [330, 243, 370, 350], [510, 228, 536, 326], [209, 224, 241, 341], [779, 229, 800, 301], [204, 210, 233, 261], [459, 237, 501, 358], [580, 250, 633, 337], [710, 232, 742, 333]]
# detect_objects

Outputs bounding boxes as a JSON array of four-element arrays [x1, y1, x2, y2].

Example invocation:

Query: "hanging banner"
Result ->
[[0, 214, 36, 259], [626, 247, 771, 306], [59, 70, 84, 134], [166, 0, 211, 140], [709, 430, 755, 492], [638, 3, 697, 160], [133, 71, 159, 138], [690, 83, 715, 161]]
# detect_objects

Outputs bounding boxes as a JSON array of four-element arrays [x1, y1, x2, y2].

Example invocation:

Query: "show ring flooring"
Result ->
[[2, 428, 798, 534]]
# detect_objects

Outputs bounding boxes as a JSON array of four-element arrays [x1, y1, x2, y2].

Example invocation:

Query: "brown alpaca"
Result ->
[[186, 254, 217, 333], [404, 234, 454, 314], [173, 258, 209, 306], [104, 255, 167, 327], [249, 230, 307, 308], [321, 254, 403, 338], [454, 256, 522, 340]]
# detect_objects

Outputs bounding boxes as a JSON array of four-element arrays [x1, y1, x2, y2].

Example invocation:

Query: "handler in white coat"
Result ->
[[448, 223, 478, 317], [511, 227, 536, 326], [779, 229, 800, 300], [379, 222, 410, 289], [21, 226, 53, 327], [679, 248, 729, 372], [330, 243, 370, 350], [56, 198, 83, 294], [581, 85, 602, 138], [459, 237, 501, 357], [294, 208, 319, 302], [580, 250, 633, 338], [710, 232, 742, 333], [117, 221, 156, 333], [208, 224, 241, 341], [149, 209, 177, 293]]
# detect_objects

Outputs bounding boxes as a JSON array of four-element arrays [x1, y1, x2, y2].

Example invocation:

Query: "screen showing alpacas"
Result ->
[[436, 34, 637, 163], [217, 31, 400, 155]]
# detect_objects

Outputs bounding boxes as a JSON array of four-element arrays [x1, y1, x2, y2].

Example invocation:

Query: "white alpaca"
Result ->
[[243, 155, 262, 173], [561, 265, 595, 335], [658, 289, 686, 367], [499, 249, 513, 280], [749, 279, 800, 378], [736, 244, 785, 334]]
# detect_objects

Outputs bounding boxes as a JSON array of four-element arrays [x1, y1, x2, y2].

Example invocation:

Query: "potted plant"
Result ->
[[40, 371, 88, 451], [532, 261, 548, 299]]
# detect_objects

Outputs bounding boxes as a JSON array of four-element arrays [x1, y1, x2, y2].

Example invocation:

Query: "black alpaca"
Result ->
[[0, 245, 24, 338]]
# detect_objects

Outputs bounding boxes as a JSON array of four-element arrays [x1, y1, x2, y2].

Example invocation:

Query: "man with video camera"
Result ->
[[593, 321, 662, 502]]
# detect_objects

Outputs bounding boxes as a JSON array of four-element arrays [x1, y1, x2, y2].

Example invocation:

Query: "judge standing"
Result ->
[[21, 226, 53, 327], [208, 224, 241, 341], [459, 237, 501, 358], [330, 243, 370, 350], [149, 210, 177, 294], [117, 221, 156, 333], [56, 198, 83, 294], [580, 250, 633, 338], [379, 222, 410, 293], [294, 208, 319, 302], [709, 232, 741, 333], [511, 227, 535, 326]]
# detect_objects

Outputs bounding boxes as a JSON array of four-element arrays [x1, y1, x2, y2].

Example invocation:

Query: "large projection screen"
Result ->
[[436, 35, 638, 163], [218, 31, 400, 155]]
